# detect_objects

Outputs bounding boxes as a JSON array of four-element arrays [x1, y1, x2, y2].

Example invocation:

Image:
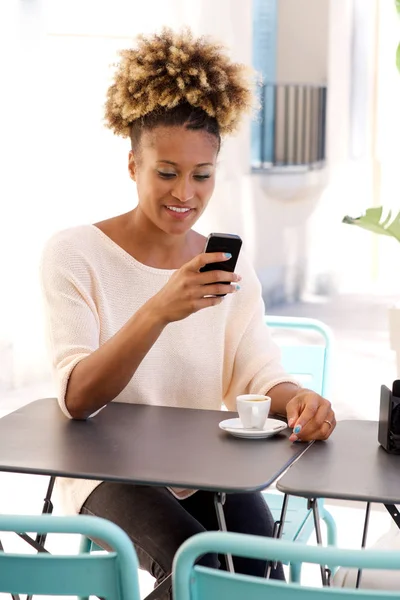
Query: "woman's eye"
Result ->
[[157, 171, 211, 181], [158, 171, 176, 179]]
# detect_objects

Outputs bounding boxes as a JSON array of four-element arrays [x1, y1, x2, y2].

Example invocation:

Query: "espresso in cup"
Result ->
[[236, 394, 271, 429]]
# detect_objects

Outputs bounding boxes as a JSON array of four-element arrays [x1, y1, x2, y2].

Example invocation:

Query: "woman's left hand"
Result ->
[[285, 389, 336, 442]]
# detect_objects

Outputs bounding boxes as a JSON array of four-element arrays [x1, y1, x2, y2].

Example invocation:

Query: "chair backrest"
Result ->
[[0, 514, 140, 599], [173, 531, 400, 600], [265, 316, 333, 397]]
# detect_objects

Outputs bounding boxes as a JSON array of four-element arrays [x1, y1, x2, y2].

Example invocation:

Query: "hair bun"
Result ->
[[105, 27, 254, 137]]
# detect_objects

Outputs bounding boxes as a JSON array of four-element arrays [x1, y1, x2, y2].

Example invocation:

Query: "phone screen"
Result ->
[[199, 233, 242, 274]]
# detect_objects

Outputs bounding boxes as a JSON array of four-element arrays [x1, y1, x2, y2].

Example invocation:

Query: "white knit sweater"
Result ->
[[41, 225, 297, 514]]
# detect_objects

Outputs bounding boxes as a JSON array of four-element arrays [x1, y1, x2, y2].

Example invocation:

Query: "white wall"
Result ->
[[371, 0, 400, 293], [304, 0, 355, 294], [307, 0, 400, 296], [276, 0, 329, 84]]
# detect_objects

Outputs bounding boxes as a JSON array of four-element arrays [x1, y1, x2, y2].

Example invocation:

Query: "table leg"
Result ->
[[309, 498, 330, 586], [139, 492, 243, 600], [214, 492, 235, 573], [355, 501, 371, 589], [143, 575, 172, 600], [37, 476, 55, 543], [22, 476, 55, 600], [384, 504, 400, 529], [273, 493, 290, 540], [16, 476, 55, 553], [264, 493, 290, 578], [17, 534, 50, 553]]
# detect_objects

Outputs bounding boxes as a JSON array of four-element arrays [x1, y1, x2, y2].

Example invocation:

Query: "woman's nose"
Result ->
[[171, 177, 194, 202]]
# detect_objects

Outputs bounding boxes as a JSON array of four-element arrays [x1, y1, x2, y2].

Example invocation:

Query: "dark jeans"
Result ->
[[81, 483, 284, 599]]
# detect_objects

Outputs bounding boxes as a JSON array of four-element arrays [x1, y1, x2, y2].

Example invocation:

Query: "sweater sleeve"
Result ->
[[222, 255, 299, 412], [40, 233, 100, 418]]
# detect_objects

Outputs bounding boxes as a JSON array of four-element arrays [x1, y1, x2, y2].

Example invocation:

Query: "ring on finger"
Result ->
[[323, 419, 333, 428]]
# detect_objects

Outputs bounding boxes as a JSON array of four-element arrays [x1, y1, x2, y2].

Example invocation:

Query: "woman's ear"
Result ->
[[128, 151, 136, 181]]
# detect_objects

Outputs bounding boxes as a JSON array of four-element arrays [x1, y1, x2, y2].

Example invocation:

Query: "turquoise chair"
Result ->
[[263, 315, 337, 581], [0, 514, 140, 599], [265, 315, 333, 397], [173, 531, 400, 599]]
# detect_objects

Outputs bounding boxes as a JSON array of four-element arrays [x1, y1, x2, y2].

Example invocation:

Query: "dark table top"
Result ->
[[277, 420, 400, 504], [0, 399, 309, 493]]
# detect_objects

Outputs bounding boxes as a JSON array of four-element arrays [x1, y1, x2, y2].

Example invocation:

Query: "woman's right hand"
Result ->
[[149, 252, 241, 324]]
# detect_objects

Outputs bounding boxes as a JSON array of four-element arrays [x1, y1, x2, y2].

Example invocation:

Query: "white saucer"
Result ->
[[219, 417, 287, 439]]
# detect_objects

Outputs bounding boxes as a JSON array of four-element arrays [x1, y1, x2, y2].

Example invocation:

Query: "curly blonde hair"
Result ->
[[104, 28, 253, 141]]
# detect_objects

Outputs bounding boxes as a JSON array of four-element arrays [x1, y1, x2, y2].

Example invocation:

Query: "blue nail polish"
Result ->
[[224, 252, 232, 259], [294, 425, 302, 434], [235, 285, 241, 291]]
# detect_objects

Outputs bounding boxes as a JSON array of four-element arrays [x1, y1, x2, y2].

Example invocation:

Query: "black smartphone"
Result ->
[[199, 233, 242, 295]]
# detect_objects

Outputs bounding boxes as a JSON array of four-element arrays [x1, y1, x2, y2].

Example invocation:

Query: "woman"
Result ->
[[41, 28, 336, 597]]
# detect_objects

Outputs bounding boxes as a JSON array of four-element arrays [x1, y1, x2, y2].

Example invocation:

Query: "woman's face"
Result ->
[[128, 126, 218, 235]]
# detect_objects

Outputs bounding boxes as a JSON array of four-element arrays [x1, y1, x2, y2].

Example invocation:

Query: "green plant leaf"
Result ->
[[342, 207, 400, 243], [397, 42, 400, 73], [396, 0, 400, 15]]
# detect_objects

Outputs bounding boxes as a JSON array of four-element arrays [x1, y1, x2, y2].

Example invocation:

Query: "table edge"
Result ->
[[277, 479, 400, 505], [0, 441, 312, 494]]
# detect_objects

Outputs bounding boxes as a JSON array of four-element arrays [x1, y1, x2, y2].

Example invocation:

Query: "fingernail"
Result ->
[[288, 418, 295, 428], [235, 285, 241, 291], [289, 434, 298, 442], [293, 425, 302, 434], [236, 274, 242, 281], [224, 253, 232, 259]]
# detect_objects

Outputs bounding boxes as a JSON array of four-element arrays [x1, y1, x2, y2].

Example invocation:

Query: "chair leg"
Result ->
[[289, 561, 302, 583], [321, 507, 338, 578], [77, 541, 91, 600], [288, 509, 337, 584], [79, 535, 93, 554], [78, 536, 94, 600], [321, 508, 337, 547]]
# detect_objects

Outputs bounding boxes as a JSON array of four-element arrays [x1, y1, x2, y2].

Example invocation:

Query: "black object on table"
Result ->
[[0, 398, 309, 599], [277, 420, 400, 588]]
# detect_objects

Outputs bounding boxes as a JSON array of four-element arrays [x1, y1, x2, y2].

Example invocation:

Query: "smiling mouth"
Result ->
[[164, 205, 195, 220], [165, 206, 192, 213]]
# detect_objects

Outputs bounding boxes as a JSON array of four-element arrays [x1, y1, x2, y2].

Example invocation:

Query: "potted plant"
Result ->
[[343, 216, 400, 379]]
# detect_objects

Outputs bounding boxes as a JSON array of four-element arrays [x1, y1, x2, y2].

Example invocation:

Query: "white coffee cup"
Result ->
[[236, 394, 271, 429]]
